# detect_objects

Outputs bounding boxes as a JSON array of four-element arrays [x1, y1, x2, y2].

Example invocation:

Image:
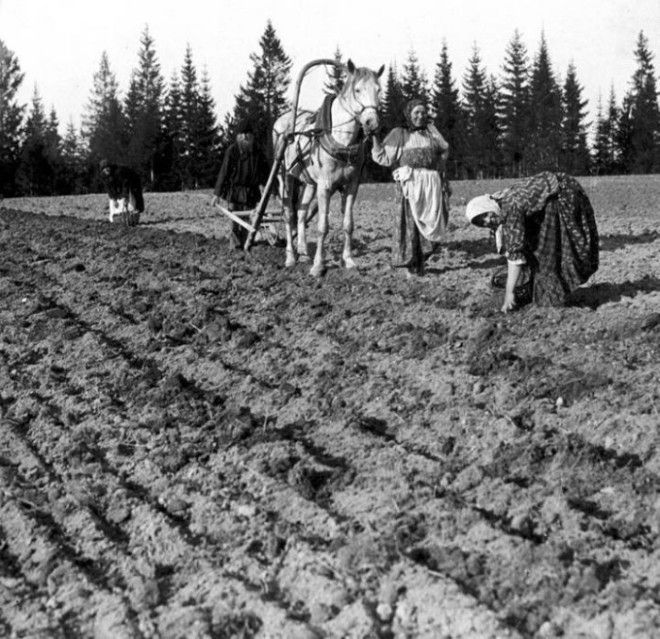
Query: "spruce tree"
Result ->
[[462, 45, 490, 177], [382, 63, 405, 131], [627, 31, 660, 172], [593, 89, 620, 175], [194, 68, 221, 187], [83, 51, 127, 172], [593, 95, 610, 175], [324, 46, 345, 96], [500, 29, 530, 176], [615, 93, 635, 173], [605, 87, 620, 172], [484, 75, 502, 177], [430, 40, 466, 178], [158, 71, 183, 189], [44, 106, 63, 192], [0, 40, 25, 196], [230, 21, 292, 154], [174, 48, 223, 188], [124, 76, 141, 151], [560, 62, 590, 175], [125, 26, 164, 184], [178, 44, 200, 188], [61, 120, 86, 193], [16, 87, 51, 195], [400, 49, 429, 105], [527, 33, 563, 172]]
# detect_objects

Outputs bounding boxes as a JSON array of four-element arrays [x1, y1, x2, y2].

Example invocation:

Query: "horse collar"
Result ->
[[315, 95, 362, 164]]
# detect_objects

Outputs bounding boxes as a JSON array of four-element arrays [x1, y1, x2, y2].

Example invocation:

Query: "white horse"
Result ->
[[273, 60, 384, 276]]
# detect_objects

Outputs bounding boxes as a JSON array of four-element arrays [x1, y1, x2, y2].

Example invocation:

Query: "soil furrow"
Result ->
[[2, 413, 325, 636], [2, 190, 660, 638], [0, 497, 140, 638], [0, 543, 70, 638], [2, 361, 351, 634], [4, 321, 524, 635]]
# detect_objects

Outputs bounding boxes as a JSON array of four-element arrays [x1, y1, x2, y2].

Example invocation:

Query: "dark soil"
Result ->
[[1, 177, 659, 638]]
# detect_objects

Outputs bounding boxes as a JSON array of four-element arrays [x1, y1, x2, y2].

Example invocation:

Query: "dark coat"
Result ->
[[213, 143, 269, 208], [102, 164, 144, 212]]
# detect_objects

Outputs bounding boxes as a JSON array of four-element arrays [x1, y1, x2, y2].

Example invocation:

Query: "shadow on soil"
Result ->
[[140, 214, 219, 225], [569, 275, 660, 308], [426, 257, 504, 276], [599, 231, 659, 252], [444, 237, 494, 258]]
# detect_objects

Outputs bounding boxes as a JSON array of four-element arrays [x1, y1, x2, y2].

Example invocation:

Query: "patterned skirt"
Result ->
[[528, 177, 599, 305]]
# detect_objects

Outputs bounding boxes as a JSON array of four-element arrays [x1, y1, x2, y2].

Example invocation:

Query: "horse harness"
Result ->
[[285, 94, 364, 182], [315, 94, 363, 164]]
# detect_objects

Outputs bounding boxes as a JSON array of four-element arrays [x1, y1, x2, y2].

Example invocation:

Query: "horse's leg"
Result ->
[[310, 187, 330, 278], [282, 178, 297, 268], [341, 183, 359, 269], [296, 184, 316, 262]]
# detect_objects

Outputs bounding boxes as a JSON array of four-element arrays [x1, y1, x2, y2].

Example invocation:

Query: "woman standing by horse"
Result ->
[[370, 99, 450, 276]]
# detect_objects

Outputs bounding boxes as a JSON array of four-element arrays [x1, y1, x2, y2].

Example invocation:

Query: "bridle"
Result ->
[[281, 69, 380, 171], [334, 73, 379, 130]]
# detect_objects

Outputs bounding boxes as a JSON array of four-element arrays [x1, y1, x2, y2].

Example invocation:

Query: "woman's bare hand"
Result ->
[[501, 292, 516, 313]]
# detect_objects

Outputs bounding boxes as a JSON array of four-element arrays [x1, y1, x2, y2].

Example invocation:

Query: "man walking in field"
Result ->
[[211, 121, 269, 249]]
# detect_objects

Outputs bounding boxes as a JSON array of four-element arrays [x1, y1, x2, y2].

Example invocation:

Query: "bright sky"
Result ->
[[1, 0, 658, 134]]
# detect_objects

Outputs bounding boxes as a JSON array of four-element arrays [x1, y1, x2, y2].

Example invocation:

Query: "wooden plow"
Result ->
[[213, 58, 337, 252]]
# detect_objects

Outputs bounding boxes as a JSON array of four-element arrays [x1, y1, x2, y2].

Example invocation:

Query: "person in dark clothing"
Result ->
[[211, 121, 269, 249], [100, 159, 145, 226], [466, 171, 599, 312]]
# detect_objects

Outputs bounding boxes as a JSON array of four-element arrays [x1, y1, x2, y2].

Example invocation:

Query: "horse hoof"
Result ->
[[285, 254, 297, 268], [342, 256, 357, 269], [298, 254, 311, 263], [310, 263, 326, 278]]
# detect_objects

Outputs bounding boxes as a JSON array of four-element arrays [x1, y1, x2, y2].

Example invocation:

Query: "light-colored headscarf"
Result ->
[[465, 194, 500, 224]]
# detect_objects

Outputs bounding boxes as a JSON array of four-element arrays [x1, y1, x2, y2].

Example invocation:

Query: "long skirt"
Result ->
[[527, 177, 599, 305], [392, 170, 449, 274]]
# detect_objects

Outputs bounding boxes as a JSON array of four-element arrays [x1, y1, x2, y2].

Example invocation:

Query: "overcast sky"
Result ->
[[1, 0, 658, 133]]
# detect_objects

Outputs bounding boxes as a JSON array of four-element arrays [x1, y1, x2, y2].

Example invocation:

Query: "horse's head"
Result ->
[[340, 59, 384, 134]]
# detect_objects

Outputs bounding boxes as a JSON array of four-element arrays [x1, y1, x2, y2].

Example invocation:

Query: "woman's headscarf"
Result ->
[[466, 194, 505, 253], [465, 194, 501, 225], [404, 99, 428, 131]]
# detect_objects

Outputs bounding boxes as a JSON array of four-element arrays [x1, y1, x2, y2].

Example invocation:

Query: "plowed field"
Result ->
[[1, 175, 659, 638]]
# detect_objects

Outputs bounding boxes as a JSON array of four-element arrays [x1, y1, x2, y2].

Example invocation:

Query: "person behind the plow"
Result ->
[[211, 121, 269, 250], [370, 99, 450, 276], [99, 159, 145, 226], [466, 171, 599, 312]]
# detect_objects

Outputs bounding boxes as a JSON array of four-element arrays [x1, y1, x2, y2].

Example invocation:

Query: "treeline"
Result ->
[[0, 22, 291, 197], [382, 30, 660, 179], [1, 24, 658, 197]]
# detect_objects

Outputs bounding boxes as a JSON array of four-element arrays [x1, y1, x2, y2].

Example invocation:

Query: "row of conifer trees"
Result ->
[[1, 22, 658, 196]]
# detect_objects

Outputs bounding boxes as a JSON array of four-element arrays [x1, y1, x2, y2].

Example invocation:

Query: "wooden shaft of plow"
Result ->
[[215, 204, 255, 232], [244, 147, 284, 251], [244, 58, 337, 252]]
